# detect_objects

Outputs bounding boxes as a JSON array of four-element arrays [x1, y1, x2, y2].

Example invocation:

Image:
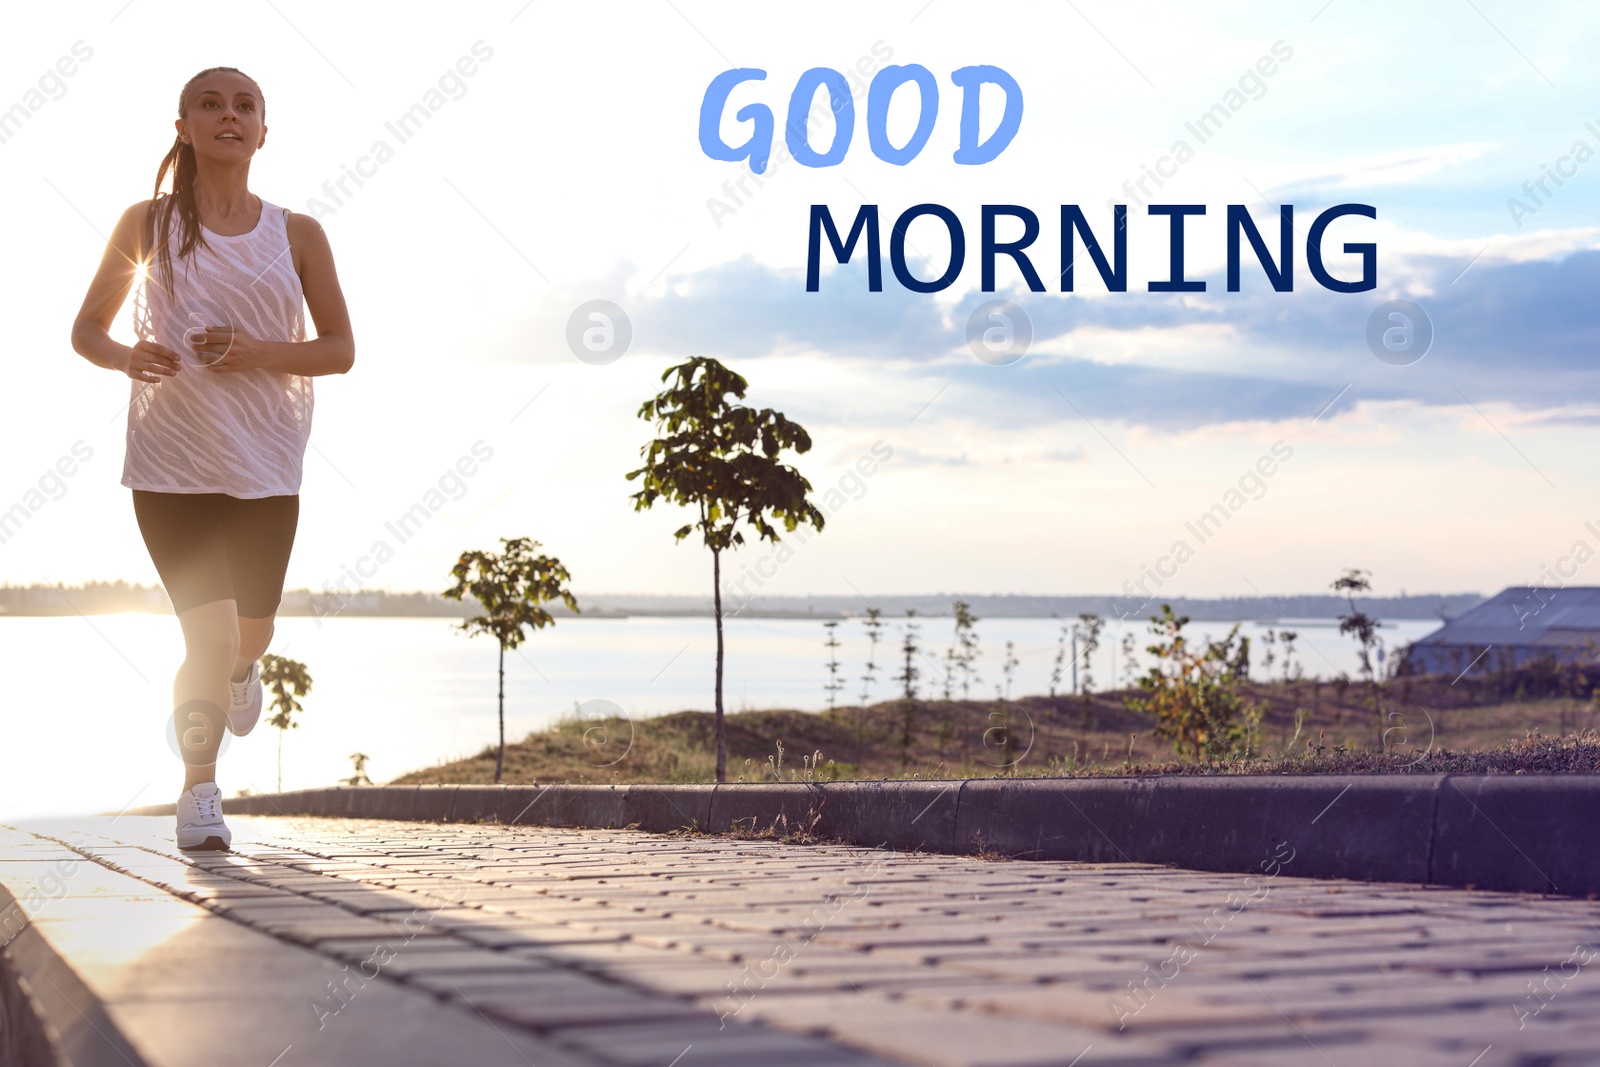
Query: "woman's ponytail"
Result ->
[[144, 67, 264, 295]]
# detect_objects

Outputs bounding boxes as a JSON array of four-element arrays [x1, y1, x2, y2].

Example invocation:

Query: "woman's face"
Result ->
[[177, 71, 266, 162]]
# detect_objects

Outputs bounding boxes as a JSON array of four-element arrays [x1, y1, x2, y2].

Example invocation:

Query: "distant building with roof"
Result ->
[[1400, 587, 1600, 677]]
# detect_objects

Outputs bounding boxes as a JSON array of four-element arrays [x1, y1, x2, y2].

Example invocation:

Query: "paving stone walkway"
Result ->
[[3, 816, 1600, 1067]]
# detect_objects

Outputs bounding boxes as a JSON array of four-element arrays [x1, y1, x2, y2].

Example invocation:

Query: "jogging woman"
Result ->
[[70, 67, 353, 850]]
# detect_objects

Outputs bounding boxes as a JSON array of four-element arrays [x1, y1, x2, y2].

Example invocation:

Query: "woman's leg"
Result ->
[[235, 616, 274, 682], [174, 598, 239, 790], [225, 494, 299, 679], [131, 491, 238, 790]]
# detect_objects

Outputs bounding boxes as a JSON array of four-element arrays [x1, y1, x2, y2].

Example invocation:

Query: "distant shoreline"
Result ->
[[0, 583, 1484, 622]]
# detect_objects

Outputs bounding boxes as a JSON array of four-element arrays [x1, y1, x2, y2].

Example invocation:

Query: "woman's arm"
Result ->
[[289, 213, 355, 374], [70, 200, 183, 381], [197, 212, 355, 377]]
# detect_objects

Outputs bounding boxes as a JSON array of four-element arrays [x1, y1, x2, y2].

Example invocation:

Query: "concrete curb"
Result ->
[[1, 882, 150, 1067], [952, 776, 1444, 885], [122, 775, 1600, 897], [1430, 775, 1600, 895]]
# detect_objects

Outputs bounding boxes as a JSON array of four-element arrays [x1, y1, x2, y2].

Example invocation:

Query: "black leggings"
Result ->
[[132, 491, 299, 617]]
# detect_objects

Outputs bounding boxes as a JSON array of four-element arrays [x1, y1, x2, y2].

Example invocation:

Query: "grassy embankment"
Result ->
[[392, 676, 1600, 785]]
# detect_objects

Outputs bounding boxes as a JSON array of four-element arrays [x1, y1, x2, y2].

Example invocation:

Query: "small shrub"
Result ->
[[1123, 605, 1263, 760]]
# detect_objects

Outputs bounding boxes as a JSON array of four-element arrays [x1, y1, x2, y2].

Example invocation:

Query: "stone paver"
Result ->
[[2, 817, 1599, 1067]]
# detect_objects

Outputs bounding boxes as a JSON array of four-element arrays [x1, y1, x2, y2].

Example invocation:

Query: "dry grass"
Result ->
[[967, 831, 1013, 861], [390, 681, 1600, 785], [1054, 730, 1600, 777]]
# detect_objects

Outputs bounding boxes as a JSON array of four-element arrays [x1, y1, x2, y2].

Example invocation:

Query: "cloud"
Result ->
[[516, 237, 1600, 429], [888, 443, 1089, 468], [1267, 143, 1500, 193], [645, 256, 948, 359]]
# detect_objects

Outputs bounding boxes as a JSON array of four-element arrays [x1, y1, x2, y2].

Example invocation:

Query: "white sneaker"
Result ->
[[227, 660, 263, 736], [176, 782, 232, 851]]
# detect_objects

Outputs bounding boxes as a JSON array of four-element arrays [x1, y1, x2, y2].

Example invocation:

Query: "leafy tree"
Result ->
[[899, 697, 918, 771], [951, 600, 981, 699], [859, 607, 884, 705], [985, 636, 1024, 775], [999, 640, 1020, 701], [941, 645, 959, 702], [823, 620, 844, 710], [1119, 629, 1137, 687], [1332, 567, 1384, 746], [1278, 629, 1302, 682], [443, 536, 578, 784], [1069, 613, 1106, 730], [896, 609, 922, 700], [343, 752, 373, 786], [260, 654, 311, 793], [1072, 612, 1105, 694], [1123, 605, 1262, 759], [893, 614, 925, 767], [1229, 632, 1253, 680], [626, 356, 824, 782], [1049, 615, 1067, 698]]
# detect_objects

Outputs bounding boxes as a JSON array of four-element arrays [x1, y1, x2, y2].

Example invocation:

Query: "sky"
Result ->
[[6, 0, 1600, 603]]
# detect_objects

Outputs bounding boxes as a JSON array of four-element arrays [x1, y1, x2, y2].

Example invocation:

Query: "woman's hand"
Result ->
[[123, 340, 183, 383], [189, 324, 271, 372]]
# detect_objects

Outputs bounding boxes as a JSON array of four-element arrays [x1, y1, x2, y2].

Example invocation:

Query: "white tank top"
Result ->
[[121, 196, 312, 497]]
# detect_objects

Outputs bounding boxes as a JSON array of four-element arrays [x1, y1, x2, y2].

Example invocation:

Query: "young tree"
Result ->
[[260, 654, 311, 793], [1067, 612, 1106, 730], [1227, 632, 1253, 680], [1049, 614, 1067, 698], [1278, 629, 1302, 682], [1072, 612, 1105, 694], [951, 600, 981, 699], [893, 610, 924, 768], [1000, 640, 1020, 701], [626, 356, 825, 782], [1332, 567, 1384, 745], [343, 752, 374, 786], [989, 636, 1024, 773], [443, 536, 578, 784], [896, 609, 922, 700], [823, 620, 844, 710], [1124, 605, 1262, 760], [859, 607, 884, 705], [899, 697, 918, 771]]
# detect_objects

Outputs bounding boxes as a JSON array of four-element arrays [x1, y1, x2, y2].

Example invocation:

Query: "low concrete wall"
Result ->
[[1, 885, 149, 1067], [125, 775, 1600, 897]]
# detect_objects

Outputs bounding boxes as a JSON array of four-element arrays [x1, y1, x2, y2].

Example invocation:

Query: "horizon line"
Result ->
[[0, 581, 1492, 600]]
